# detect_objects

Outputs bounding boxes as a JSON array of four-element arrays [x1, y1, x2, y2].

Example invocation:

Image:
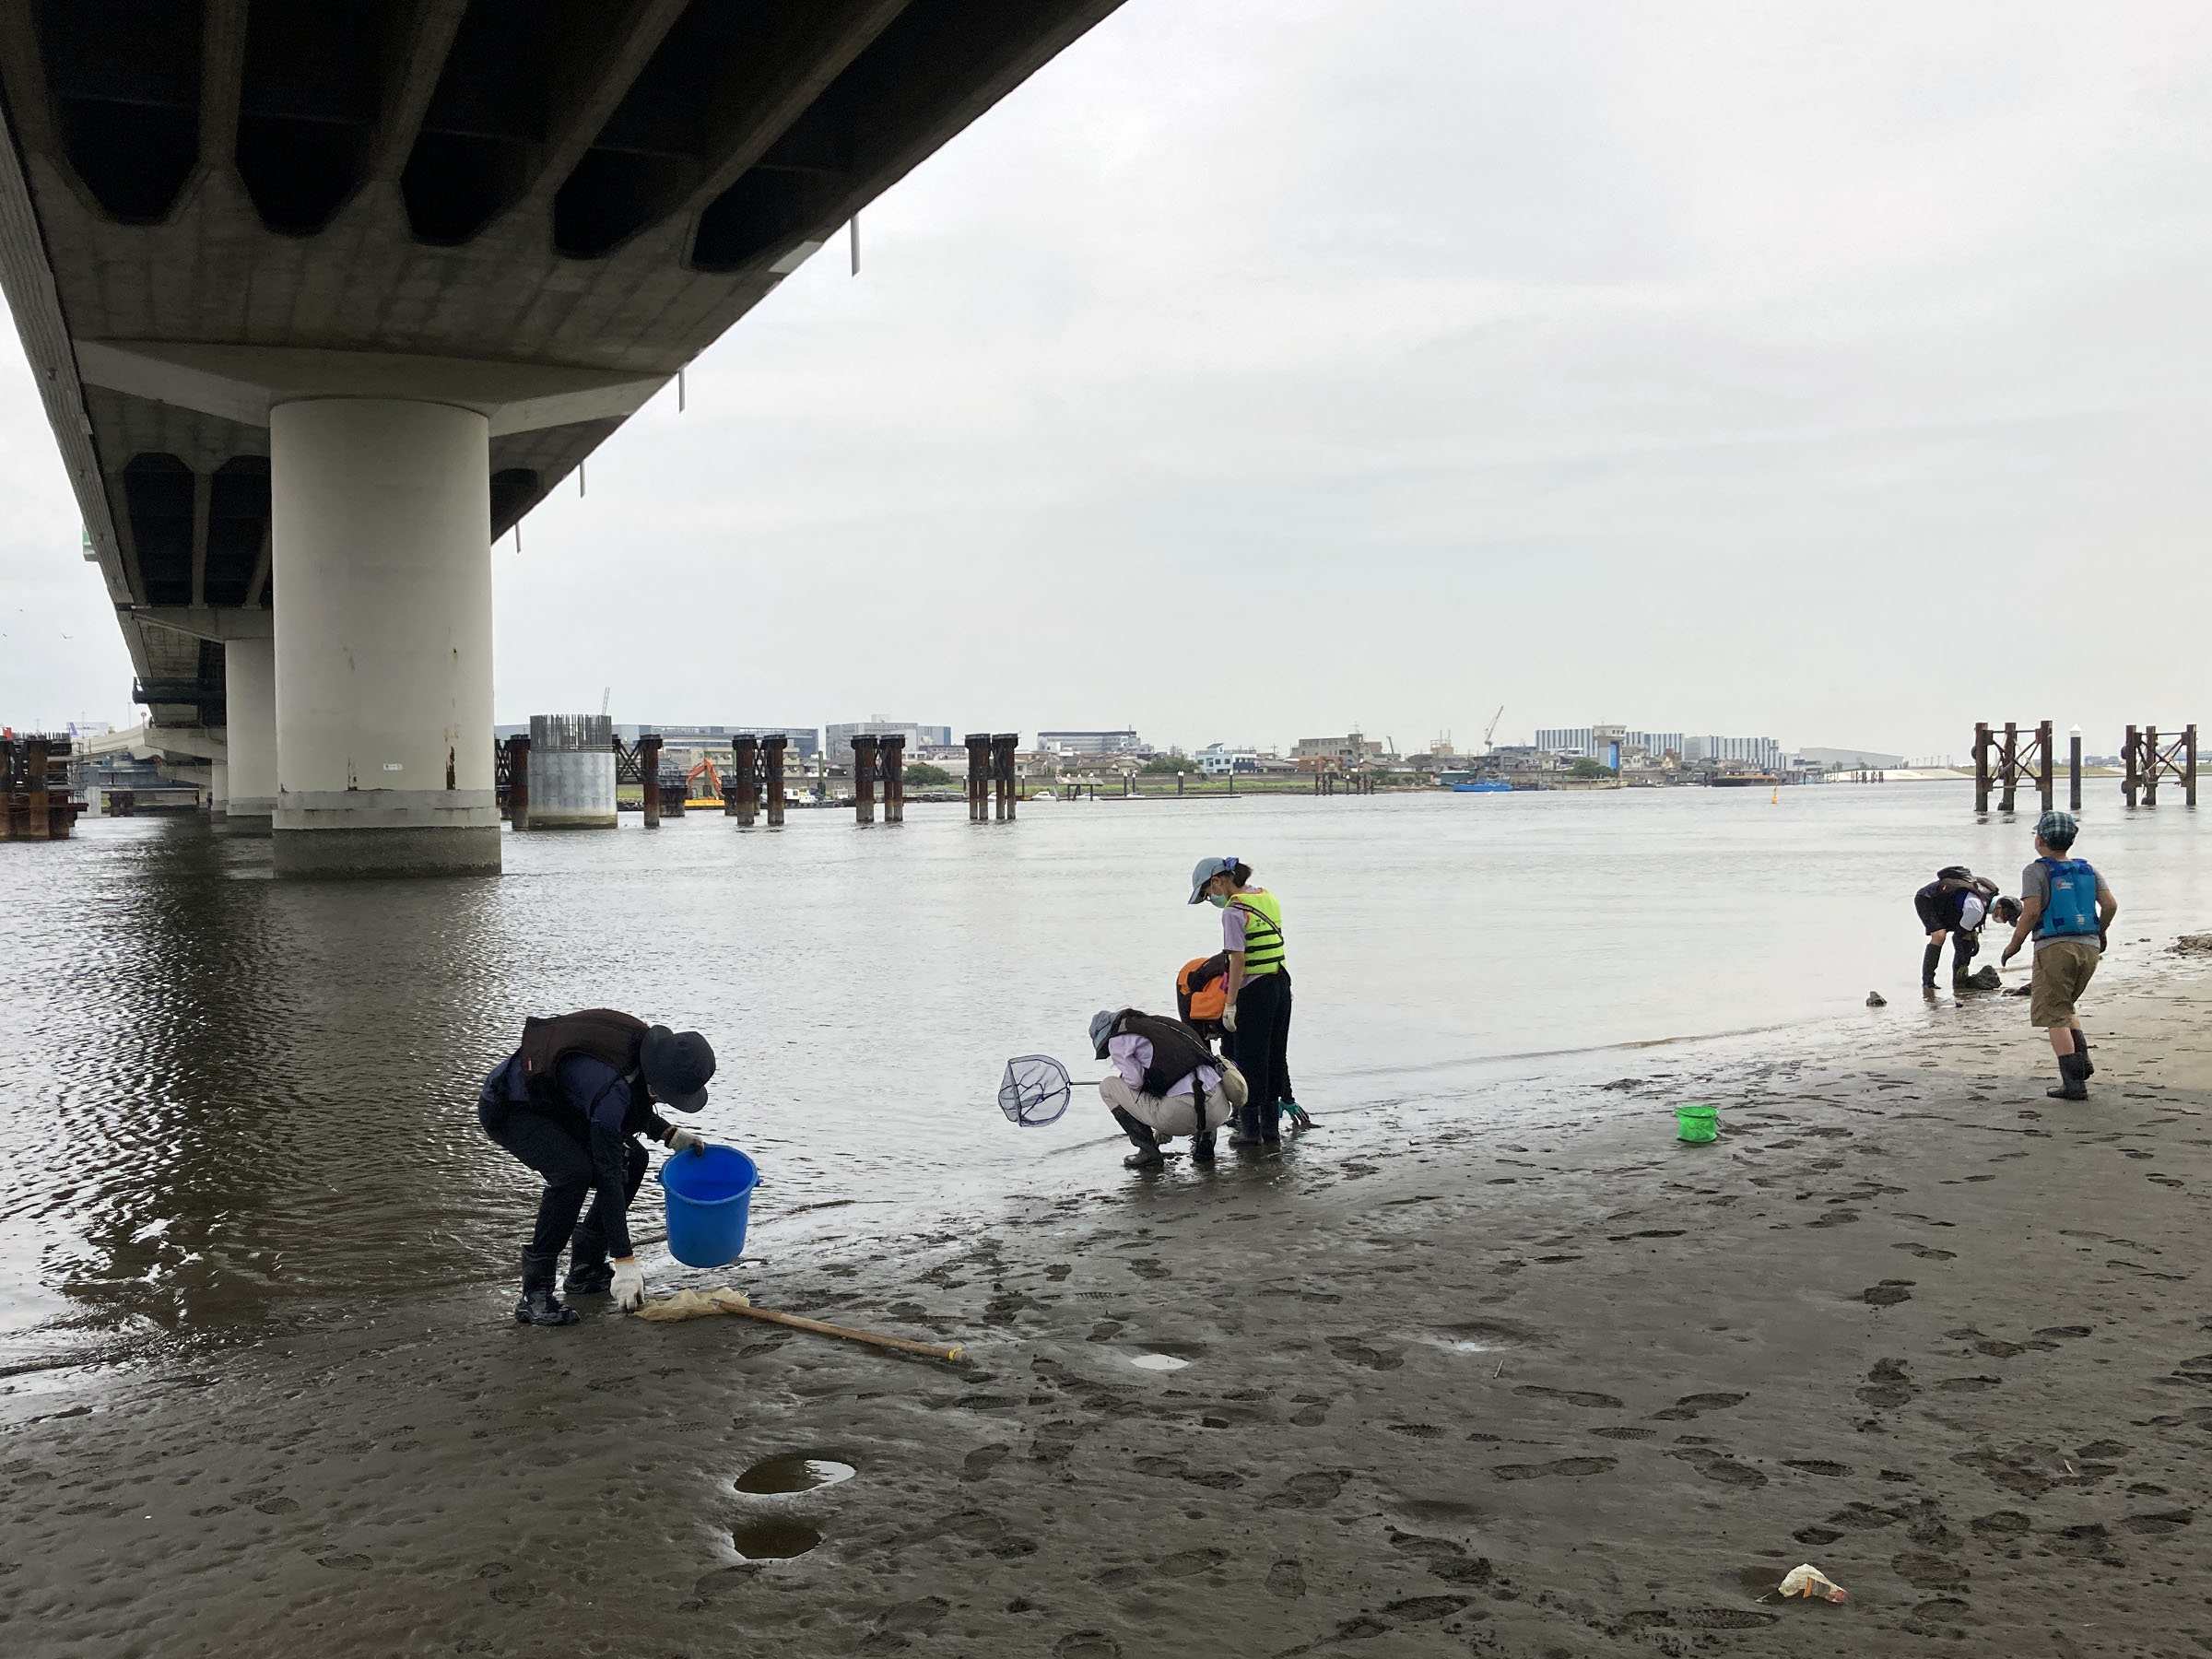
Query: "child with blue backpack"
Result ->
[[1999, 810, 2119, 1101]]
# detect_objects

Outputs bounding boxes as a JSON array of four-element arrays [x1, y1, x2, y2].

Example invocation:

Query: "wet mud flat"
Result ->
[[7, 977, 2212, 1656]]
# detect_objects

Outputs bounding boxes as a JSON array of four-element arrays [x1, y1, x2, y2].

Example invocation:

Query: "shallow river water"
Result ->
[[3, 782, 2206, 1358]]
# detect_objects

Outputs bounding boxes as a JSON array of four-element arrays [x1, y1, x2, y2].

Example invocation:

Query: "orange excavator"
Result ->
[[683, 756, 724, 810]]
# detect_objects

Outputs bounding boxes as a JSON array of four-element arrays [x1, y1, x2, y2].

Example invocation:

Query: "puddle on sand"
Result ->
[[1131, 1354, 1190, 1371], [731, 1519, 821, 1560], [735, 1453, 857, 1495]]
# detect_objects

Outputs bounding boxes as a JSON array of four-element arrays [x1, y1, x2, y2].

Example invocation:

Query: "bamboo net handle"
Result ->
[[730, 1301, 965, 1363]]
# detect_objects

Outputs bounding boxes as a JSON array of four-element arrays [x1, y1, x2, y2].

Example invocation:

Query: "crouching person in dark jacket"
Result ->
[[477, 1010, 716, 1326], [1090, 1007, 1243, 1170]]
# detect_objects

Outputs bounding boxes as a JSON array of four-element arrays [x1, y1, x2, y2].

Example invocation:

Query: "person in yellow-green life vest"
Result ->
[[1187, 855, 1309, 1150]]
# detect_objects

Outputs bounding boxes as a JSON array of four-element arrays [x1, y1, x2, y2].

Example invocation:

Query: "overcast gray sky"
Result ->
[[5, 0, 2210, 758]]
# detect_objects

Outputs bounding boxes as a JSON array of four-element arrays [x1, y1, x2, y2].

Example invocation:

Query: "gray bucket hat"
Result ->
[[1188, 854, 1237, 904]]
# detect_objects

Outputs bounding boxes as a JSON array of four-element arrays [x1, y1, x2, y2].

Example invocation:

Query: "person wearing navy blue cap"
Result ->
[[477, 1010, 716, 1324]]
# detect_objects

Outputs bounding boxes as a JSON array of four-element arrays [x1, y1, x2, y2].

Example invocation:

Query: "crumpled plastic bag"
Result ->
[[1778, 1563, 1846, 1602], [633, 1287, 752, 1323]]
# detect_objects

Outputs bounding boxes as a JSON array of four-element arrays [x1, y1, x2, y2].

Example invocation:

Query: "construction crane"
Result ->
[[682, 756, 724, 808], [1483, 705, 1504, 752], [599, 687, 611, 718]]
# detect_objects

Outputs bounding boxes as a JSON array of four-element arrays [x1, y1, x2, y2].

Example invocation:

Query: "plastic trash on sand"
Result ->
[[1778, 1563, 1846, 1603], [633, 1287, 752, 1324]]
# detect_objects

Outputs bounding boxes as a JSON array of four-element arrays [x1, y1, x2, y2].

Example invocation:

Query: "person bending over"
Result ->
[[1998, 811, 2118, 1101], [1091, 1007, 1242, 1169], [478, 1009, 715, 1325], [1913, 865, 2001, 991]]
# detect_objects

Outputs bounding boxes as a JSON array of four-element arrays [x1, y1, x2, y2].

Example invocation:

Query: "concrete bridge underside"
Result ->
[[0, 0, 1121, 874]]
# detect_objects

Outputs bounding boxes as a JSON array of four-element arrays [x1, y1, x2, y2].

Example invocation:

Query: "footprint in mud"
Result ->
[[1649, 1392, 1747, 1421], [1864, 1280, 1916, 1307], [1593, 1427, 1654, 1441], [1263, 1470, 1350, 1509], [2035, 1325, 2092, 1339], [1679, 1608, 1778, 1630], [1157, 1547, 1229, 1578], [490, 1582, 537, 1605], [1289, 1397, 1330, 1427], [1783, 1460, 1852, 1477], [735, 1453, 856, 1494], [731, 1519, 821, 1560], [1382, 1595, 1469, 1621], [2121, 1510, 2194, 1535], [1969, 1510, 2031, 1537], [1806, 1209, 1859, 1229], [1266, 1559, 1305, 1598], [1892, 1551, 1969, 1589], [1387, 1424, 1445, 1439], [1513, 1385, 1625, 1409], [316, 1553, 371, 1570], [1490, 1457, 1617, 1481], [1053, 1633, 1121, 1659], [1935, 1376, 2001, 1393], [1668, 1448, 1765, 1488], [1858, 1359, 1917, 1408], [1325, 1335, 1403, 1371], [1894, 1242, 1957, 1261], [961, 1445, 1010, 1482], [874, 1595, 949, 1634]]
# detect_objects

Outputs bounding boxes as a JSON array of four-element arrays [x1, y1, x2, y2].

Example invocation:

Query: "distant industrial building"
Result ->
[[1535, 726, 1684, 763], [1038, 729, 1147, 758], [1194, 744, 1260, 775], [1684, 735, 1782, 771], [1293, 732, 1385, 765], [825, 721, 951, 757], [1796, 746, 1905, 771]]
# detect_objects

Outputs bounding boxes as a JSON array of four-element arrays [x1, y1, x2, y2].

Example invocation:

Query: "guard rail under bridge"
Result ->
[[0, 0, 1124, 875]]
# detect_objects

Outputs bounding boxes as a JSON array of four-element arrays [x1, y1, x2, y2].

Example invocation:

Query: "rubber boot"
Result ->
[[2073, 1029, 2095, 1080], [564, 1257, 614, 1296], [1190, 1128, 1217, 1164], [1921, 941, 1943, 991], [1229, 1104, 1263, 1147], [1259, 1100, 1283, 1151], [1111, 1105, 1165, 1170], [515, 1250, 580, 1326], [2046, 1052, 2088, 1101]]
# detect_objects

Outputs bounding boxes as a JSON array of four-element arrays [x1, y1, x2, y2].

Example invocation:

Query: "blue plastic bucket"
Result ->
[[657, 1145, 759, 1268]]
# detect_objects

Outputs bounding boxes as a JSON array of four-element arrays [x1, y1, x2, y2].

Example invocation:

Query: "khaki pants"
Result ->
[[2030, 939, 2100, 1028], [1100, 1074, 1234, 1139]]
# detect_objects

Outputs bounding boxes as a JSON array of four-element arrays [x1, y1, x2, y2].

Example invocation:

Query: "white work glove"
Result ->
[[665, 1126, 707, 1154], [1221, 1000, 1238, 1034], [610, 1258, 646, 1312]]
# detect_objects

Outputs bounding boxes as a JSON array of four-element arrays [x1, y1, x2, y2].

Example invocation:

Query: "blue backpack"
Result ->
[[2035, 857, 2101, 941]]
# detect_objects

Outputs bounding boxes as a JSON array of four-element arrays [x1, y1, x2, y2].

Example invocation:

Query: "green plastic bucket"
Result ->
[[1675, 1104, 1718, 1144]]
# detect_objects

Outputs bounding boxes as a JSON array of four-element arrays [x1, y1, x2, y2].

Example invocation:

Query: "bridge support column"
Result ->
[[270, 399, 499, 877], [221, 634, 276, 831]]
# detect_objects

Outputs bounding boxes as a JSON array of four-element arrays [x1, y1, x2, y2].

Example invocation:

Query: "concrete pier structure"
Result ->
[[270, 400, 498, 877], [222, 635, 276, 830], [526, 716, 616, 830]]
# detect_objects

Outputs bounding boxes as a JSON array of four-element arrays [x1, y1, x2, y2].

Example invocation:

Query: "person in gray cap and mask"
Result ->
[[477, 1010, 717, 1324], [1188, 855, 1302, 1150], [1998, 810, 2118, 1101]]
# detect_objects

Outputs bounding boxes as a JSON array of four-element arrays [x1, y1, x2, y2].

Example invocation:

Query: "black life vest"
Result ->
[[515, 1009, 661, 1134], [1106, 1010, 1215, 1100], [1914, 875, 1995, 932]]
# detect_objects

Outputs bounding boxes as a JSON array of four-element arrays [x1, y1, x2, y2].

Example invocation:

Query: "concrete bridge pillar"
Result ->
[[270, 399, 499, 877], [222, 635, 276, 830]]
